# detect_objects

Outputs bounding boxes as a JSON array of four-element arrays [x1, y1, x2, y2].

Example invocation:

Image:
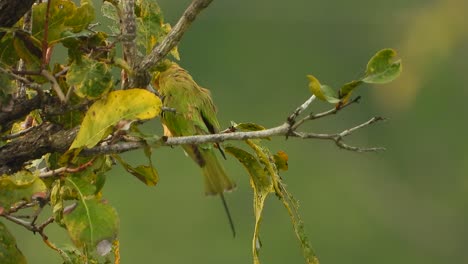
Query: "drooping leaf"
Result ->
[[63, 196, 119, 252], [66, 56, 113, 99], [0, 222, 27, 264], [225, 145, 272, 264], [279, 189, 319, 264], [50, 180, 65, 227], [225, 145, 271, 193], [113, 154, 159, 186], [307, 75, 340, 103], [362, 48, 402, 84], [228, 140, 318, 264], [0, 171, 47, 209], [69, 89, 161, 150]]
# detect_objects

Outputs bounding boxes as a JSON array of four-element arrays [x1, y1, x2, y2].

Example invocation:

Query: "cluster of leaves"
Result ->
[[308, 48, 402, 107], [0, 0, 401, 264], [0, 0, 171, 262]]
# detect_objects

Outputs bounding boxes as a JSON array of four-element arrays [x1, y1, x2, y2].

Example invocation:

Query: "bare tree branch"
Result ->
[[82, 96, 384, 156], [0, 94, 385, 174], [131, 0, 214, 87]]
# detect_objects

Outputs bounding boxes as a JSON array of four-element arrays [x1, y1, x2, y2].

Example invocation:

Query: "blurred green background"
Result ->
[[7, 0, 468, 263]]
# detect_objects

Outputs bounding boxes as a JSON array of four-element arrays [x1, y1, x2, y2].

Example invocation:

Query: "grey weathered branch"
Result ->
[[130, 0, 214, 87], [82, 97, 383, 156], [0, 94, 383, 174], [83, 116, 385, 156]]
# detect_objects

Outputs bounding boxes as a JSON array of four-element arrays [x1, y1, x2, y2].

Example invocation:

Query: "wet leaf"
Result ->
[[0, 171, 47, 209], [362, 48, 402, 84], [225, 145, 272, 264], [69, 89, 162, 149], [0, 222, 27, 264]]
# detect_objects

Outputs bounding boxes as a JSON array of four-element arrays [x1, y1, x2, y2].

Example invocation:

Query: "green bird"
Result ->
[[154, 62, 236, 235]]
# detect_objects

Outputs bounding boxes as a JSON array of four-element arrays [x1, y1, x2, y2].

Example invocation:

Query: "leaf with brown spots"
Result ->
[[69, 89, 161, 150]]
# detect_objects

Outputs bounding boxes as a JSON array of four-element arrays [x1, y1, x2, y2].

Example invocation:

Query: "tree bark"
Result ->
[[0, 0, 35, 39]]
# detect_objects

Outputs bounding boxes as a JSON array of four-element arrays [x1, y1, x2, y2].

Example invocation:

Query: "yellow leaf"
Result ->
[[70, 89, 161, 150], [307, 75, 325, 100]]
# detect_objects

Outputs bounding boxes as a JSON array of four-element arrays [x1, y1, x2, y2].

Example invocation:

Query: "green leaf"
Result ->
[[50, 180, 65, 227], [362, 48, 402, 84], [279, 190, 319, 264], [101, 1, 120, 35], [0, 73, 15, 105], [0, 171, 47, 209], [307, 75, 340, 103], [113, 155, 159, 186], [69, 89, 162, 149], [65, 0, 95, 33], [66, 56, 113, 99], [12, 34, 42, 72], [0, 222, 27, 264], [338, 79, 363, 103], [33, 0, 95, 45], [63, 197, 119, 251], [56, 244, 86, 264], [135, 0, 179, 59], [232, 122, 266, 132], [0, 32, 19, 66], [225, 145, 272, 264], [225, 145, 271, 193]]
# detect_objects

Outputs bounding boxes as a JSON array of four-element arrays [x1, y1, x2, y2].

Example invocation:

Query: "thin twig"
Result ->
[[82, 116, 385, 155], [16, 9, 33, 98], [41, 69, 66, 102], [291, 96, 361, 130], [290, 117, 386, 152], [1, 125, 35, 140], [41, 0, 52, 66], [287, 95, 316, 125], [39, 159, 95, 178], [0, 66, 42, 91]]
